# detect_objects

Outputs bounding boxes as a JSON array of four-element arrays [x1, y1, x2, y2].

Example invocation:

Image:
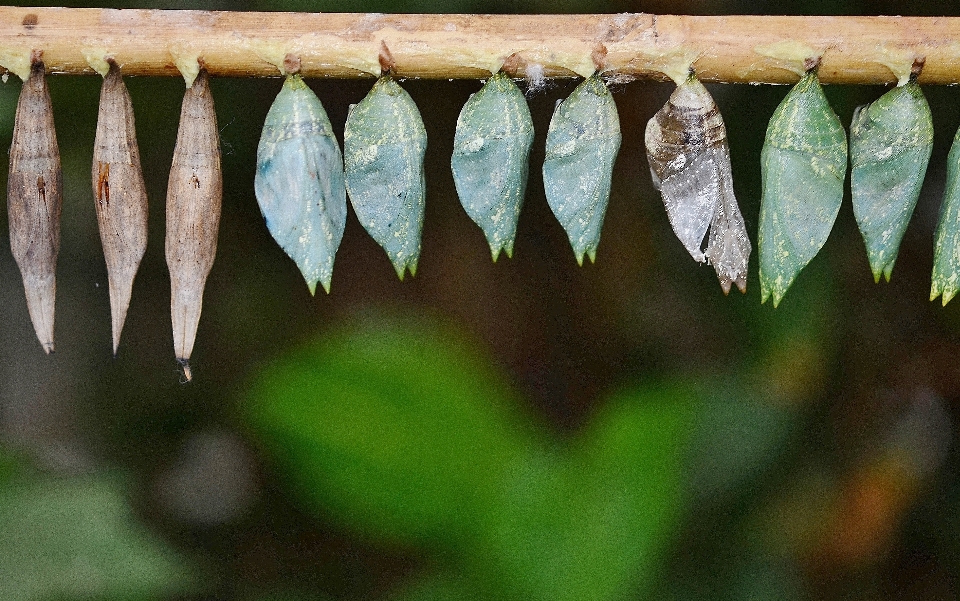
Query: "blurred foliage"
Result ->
[[0, 463, 197, 600], [245, 316, 693, 601]]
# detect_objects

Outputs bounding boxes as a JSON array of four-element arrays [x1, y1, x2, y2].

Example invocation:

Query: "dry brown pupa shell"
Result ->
[[92, 60, 148, 357], [8, 57, 61, 353], [165, 69, 221, 381], [645, 76, 750, 294]]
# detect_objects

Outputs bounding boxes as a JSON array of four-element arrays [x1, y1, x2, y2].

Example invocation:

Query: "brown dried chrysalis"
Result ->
[[8, 56, 62, 353], [92, 60, 148, 357], [165, 69, 222, 381], [645, 75, 751, 294]]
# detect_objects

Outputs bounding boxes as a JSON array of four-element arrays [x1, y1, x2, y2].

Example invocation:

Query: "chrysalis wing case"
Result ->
[[759, 69, 847, 307], [931, 126, 960, 305], [255, 74, 346, 295], [92, 61, 149, 356], [8, 59, 62, 354], [645, 75, 751, 294], [343, 76, 426, 279], [850, 79, 933, 283], [542, 73, 621, 265], [165, 69, 222, 381], [452, 71, 534, 261]]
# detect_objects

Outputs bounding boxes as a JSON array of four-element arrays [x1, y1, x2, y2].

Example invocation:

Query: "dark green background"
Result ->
[[2, 1, 960, 600]]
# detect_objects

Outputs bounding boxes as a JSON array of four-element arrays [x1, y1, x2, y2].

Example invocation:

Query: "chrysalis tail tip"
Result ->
[[42, 342, 54, 355], [177, 358, 193, 383]]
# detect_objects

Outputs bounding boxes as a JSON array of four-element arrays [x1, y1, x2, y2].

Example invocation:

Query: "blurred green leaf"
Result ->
[[0, 476, 196, 601], [388, 572, 486, 601], [244, 314, 541, 546], [687, 384, 796, 501], [472, 385, 694, 601], [246, 318, 695, 599]]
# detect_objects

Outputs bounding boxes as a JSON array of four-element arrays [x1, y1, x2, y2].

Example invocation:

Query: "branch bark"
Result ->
[[1, 8, 959, 84]]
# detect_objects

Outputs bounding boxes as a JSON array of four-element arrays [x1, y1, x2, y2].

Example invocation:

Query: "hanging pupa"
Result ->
[[542, 73, 621, 265], [92, 60, 149, 356], [759, 66, 847, 307], [645, 74, 751, 294], [343, 74, 426, 279], [931, 126, 960, 305], [165, 69, 222, 381], [255, 73, 346, 294], [8, 56, 61, 353], [451, 70, 534, 261], [850, 63, 933, 283]]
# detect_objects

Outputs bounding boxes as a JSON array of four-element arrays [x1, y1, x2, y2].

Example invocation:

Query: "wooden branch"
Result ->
[[1, 8, 959, 84]]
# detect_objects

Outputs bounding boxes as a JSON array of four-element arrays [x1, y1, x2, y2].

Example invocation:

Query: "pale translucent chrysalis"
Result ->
[[645, 75, 751, 294], [850, 78, 933, 283], [8, 58, 61, 353], [931, 126, 960, 305], [165, 70, 222, 382], [255, 74, 346, 295], [452, 71, 534, 261], [542, 73, 621, 265], [759, 69, 847, 307], [343, 76, 426, 279], [92, 61, 149, 356]]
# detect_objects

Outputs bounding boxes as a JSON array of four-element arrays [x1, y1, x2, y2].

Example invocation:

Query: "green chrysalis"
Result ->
[[451, 71, 534, 261], [759, 69, 847, 307], [542, 73, 621, 265], [645, 75, 751, 294], [255, 74, 346, 295], [931, 126, 960, 305], [343, 76, 426, 279], [850, 79, 933, 283]]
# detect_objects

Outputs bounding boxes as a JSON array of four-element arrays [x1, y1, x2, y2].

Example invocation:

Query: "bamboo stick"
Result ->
[[0, 8, 958, 84]]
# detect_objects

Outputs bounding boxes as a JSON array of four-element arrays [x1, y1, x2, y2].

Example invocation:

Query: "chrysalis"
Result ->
[[8, 58, 61, 353], [931, 126, 960, 305], [645, 75, 751, 294], [759, 68, 847, 307], [451, 71, 534, 261], [542, 73, 621, 265], [92, 60, 148, 356], [343, 76, 426, 279], [165, 69, 222, 381], [255, 73, 346, 294], [850, 76, 933, 283]]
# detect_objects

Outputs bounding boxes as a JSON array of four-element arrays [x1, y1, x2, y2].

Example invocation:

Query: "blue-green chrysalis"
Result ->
[[759, 68, 847, 307], [543, 73, 621, 265], [850, 69, 933, 283], [343, 76, 426, 280], [931, 125, 960, 305], [255, 73, 346, 295], [452, 71, 534, 261]]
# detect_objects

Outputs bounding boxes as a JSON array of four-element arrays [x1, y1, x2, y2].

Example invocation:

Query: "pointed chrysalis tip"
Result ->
[[177, 358, 193, 383], [42, 342, 54, 355]]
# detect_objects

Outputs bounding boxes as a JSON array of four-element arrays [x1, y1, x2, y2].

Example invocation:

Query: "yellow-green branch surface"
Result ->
[[0, 7, 959, 84]]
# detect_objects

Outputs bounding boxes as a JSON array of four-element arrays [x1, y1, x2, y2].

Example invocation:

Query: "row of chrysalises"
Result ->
[[7, 53, 960, 378]]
